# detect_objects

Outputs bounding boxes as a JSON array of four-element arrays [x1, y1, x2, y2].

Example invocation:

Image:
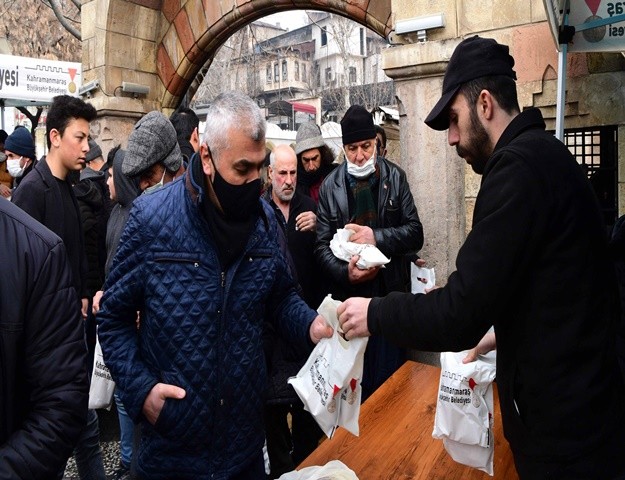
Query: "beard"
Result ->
[[275, 186, 295, 203], [456, 108, 492, 175]]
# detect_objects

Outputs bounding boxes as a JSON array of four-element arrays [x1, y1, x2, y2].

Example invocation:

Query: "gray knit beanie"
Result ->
[[122, 111, 182, 177], [294, 122, 327, 155]]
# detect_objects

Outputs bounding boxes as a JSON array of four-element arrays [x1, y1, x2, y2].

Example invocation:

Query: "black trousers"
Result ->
[[263, 401, 323, 479]]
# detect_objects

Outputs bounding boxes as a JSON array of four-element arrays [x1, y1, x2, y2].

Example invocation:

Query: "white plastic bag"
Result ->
[[410, 264, 436, 294], [329, 228, 390, 269], [288, 295, 368, 438], [88, 333, 116, 410], [278, 460, 359, 480], [432, 350, 497, 475]]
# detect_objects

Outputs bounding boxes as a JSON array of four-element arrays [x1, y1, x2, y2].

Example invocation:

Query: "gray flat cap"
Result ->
[[122, 110, 182, 177]]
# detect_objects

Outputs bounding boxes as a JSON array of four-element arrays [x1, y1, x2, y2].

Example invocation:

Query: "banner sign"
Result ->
[[544, 0, 625, 51], [0, 54, 81, 105]]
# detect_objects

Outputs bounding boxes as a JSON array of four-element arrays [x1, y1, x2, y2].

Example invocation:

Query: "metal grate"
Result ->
[[562, 126, 618, 228]]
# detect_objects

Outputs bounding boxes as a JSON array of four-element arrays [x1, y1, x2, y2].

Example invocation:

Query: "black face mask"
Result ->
[[212, 168, 261, 221]]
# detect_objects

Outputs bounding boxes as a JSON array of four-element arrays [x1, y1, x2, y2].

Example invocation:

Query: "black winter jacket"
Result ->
[[0, 199, 88, 477], [369, 109, 625, 473], [315, 157, 424, 300], [74, 167, 110, 296], [11, 158, 88, 299]]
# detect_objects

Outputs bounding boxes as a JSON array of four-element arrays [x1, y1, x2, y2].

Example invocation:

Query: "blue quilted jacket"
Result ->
[[97, 168, 317, 479]]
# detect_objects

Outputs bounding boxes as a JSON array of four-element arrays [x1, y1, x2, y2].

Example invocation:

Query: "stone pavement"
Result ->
[[63, 407, 123, 480]]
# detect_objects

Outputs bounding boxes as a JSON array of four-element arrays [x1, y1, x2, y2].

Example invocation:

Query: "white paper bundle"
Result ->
[[329, 228, 390, 269]]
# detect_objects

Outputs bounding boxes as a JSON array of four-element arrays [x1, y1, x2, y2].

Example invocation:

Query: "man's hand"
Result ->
[[462, 331, 496, 363], [92, 290, 104, 315], [295, 211, 317, 232], [81, 298, 89, 319], [309, 315, 333, 344], [143, 383, 186, 425], [348, 255, 380, 284], [0, 184, 11, 198], [337, 297, 372, 339], [345, 223, 375, 245]]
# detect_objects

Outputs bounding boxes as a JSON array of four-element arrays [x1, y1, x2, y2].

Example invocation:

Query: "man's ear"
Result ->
[[190, 127, 200, 151], [479, 90, 495, 121], [49, 128, 61, 149], [199, 143, 213, 178]]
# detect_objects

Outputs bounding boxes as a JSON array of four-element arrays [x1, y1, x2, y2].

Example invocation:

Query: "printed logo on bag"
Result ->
[[469, 378, 481, 407], [328, 385, 341, 413], [345, 378, 358, 405]]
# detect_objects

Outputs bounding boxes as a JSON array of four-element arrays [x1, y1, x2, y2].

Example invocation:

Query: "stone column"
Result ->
[[383, 40, 466, 366], [81, 0, 162, 158]]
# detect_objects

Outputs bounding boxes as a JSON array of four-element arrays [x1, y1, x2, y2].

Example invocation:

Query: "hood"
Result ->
[[113, 150, 140, 207]]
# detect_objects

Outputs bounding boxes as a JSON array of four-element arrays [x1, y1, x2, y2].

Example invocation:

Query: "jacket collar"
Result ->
[[185, 154, 271, 231], [484, 108, 546, 178], [492, 108, 546, 154]]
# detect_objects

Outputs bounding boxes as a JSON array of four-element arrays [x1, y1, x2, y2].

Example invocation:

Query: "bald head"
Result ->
[[269, 144, 297, 204]]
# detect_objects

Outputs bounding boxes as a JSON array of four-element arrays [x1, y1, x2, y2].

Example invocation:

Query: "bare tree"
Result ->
[[44, 0, 82, 40]]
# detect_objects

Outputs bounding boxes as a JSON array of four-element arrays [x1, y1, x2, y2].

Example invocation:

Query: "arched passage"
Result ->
[[81, 0, 391, 113]]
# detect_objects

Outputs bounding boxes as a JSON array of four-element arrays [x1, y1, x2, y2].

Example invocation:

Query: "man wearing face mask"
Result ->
[[121, 110, 185, 194], [97, 92, 333, 480], [315, 104, 424, 401], [4, 126, 37, 192]]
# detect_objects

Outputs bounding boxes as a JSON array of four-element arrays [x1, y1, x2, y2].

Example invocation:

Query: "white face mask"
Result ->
[[7, 157, 24, 178], [143, 168, 167, 195], [346, 151, 376, 179]]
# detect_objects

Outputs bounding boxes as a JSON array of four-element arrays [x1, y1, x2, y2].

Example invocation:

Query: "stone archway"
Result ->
[[81, 0, 392, 117]]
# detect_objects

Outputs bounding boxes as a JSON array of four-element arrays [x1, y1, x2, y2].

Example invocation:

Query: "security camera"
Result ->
[[79, 80, 100, 97], [395, 13, 445, 35], [121, 82, 150, 96]]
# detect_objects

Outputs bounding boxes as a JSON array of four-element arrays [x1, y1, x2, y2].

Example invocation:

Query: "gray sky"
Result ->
[[262, 10, 309, 30]]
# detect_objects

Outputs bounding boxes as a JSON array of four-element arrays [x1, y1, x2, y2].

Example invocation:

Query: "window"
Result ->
[[266, 65, 272, 84], [321, 26, 327, 46], [325, 67, 332, 82], [282, 60, 288, 81], [302, 64, 307, 83], [349, 67, 357, 84], [274, 63, 279, 82], [562, 126, 618, 227], [295, 61, 300, 81]]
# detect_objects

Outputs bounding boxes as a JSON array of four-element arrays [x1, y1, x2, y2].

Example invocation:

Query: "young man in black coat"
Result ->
[[337, 36, 625, 479], [11, 94, 106, 479]]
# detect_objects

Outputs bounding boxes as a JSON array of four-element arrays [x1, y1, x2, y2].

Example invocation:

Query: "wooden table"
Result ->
[[299, 360, 519, 479]]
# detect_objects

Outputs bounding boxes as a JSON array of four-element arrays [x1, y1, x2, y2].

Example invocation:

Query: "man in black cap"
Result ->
[[337, 36, 625, 478], [315, 104, 424, 401]]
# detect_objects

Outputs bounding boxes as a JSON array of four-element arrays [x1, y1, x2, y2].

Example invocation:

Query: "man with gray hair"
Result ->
[[98, 92, 333, 479]]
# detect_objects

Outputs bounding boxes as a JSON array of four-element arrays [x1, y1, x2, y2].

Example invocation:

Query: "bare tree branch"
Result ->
[[45, 0, 81, 40], [17, 106, 43, 134]]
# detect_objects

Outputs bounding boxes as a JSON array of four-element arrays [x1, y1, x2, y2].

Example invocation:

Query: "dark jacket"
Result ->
[[315, 156, 424, 301], [105, 153, 140, 276], [262, 188, 325, 404], [315, 156, 423, 399], [11, 158, 88, 299], [74, 167, 111, 296], [97, 160, 318, 479], [0, 199, 88, 477], [368, 109, 625, 471]]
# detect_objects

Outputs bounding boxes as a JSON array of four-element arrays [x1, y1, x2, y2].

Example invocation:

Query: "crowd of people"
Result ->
[[1, 35, 625, 480]]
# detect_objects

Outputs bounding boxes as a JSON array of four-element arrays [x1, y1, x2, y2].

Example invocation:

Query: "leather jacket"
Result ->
[[315, 157, 423, 300]]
